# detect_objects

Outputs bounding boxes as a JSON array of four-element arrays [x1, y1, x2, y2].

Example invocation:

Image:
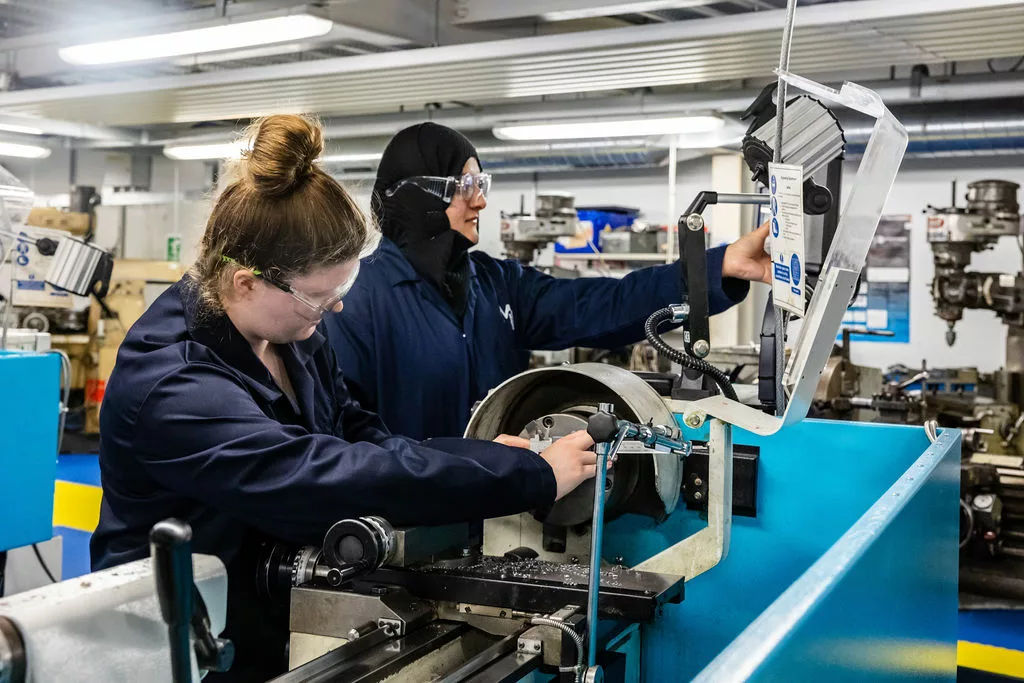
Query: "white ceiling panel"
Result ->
[[0, 0, 1022, 125]]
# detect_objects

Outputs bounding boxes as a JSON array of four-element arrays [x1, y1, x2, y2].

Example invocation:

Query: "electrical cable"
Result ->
[[0, 230, 13, 350], [960, 499, 974, 550], [49, 349, 71, 455], [988, 56, 1024, 73], [644, 307, 738, 402], [31, 544, 57, 584], [530, 616, 584, 683]]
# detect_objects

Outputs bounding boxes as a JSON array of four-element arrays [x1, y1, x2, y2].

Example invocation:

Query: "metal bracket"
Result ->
[[683, 444, 759, 518], [377, 618, 404, 637], [517, 636, 543, 655], [636, 419, 733, 581]]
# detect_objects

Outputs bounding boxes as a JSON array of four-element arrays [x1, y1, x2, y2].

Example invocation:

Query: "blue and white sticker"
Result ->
[[768, 162, 806, 316]]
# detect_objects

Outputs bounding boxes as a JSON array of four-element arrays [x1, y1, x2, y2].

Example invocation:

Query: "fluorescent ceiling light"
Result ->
[[0, 123, 45, 136], [321, 153, 383, 164], [164, 141, 247, 161], [59, 14, 334, 66], [478, 139, 653, 155], [542, 1, 716, 21], [493, 116, 724, 141], [171, 43, 304, 67], [0, 142, 52, 159], [165, 145, 383, 163]]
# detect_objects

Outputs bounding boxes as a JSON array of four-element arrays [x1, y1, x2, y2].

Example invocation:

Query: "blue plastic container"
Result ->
[[556, 206, 640, 253]]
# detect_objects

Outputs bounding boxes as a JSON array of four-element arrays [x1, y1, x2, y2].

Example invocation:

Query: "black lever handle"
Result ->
[[191, 585, 234, 673], [679, 195, 713, 359], [587, 405, 619, 444], [150, 519, 196, 683]]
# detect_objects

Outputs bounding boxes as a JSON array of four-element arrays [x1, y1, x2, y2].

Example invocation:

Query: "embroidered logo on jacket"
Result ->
[[499, 304, 515, 331]]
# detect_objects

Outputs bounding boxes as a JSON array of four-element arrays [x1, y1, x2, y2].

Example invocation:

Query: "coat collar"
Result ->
[[180, 277, 326, 403], [372, 237, 479, 288]]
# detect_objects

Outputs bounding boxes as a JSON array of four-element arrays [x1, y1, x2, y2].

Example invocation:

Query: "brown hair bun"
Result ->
[[243, 114, 324, 198]]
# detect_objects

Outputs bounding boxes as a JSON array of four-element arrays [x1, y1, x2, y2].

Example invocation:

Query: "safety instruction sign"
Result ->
[[768, 162, 806, 317], [839, 215, 911, 343]]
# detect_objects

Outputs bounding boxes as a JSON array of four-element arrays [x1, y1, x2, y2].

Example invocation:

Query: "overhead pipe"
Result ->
[[845, 117, 1024, 157]]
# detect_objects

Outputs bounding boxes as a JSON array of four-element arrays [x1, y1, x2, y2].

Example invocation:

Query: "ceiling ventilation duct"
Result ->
[[846, 118, 1024, 158]]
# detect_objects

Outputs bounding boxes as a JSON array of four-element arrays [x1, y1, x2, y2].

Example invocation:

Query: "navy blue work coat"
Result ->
[[89, 278, 556, 682], [325, 238, 748, 440]]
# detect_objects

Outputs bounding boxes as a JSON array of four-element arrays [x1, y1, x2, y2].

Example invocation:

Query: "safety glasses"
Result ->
[[221, 256, 359, 319], [385, 172, 491, 204]]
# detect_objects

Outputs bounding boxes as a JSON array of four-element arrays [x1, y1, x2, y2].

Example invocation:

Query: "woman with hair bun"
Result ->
[[90, 115, 598, 681]]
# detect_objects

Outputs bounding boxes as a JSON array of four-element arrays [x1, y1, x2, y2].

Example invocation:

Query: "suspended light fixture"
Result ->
[[59, 13, 334, 66], [0, 142, 52, 159], [493, 115, 724, 141], [163, 141, 248, 161]]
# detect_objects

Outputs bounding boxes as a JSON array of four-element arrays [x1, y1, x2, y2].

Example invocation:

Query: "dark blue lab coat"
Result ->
[[90, 278, 556, 682], [326, 238, 748, 440]]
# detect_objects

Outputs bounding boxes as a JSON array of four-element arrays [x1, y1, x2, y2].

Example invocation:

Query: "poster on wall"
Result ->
[[839, 215, 911, 343]]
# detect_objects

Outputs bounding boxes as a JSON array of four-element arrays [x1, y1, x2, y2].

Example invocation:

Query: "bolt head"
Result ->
[[693, 339, 710, 357], [974, 494, 995, 510], [694, 491, 703, 501], [686, 214, 705, 231], [684, 412, 705, 428], [693, 477, 703, 487]]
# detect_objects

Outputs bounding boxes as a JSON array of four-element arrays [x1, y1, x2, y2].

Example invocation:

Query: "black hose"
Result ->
[[644, 308, 738, 402]]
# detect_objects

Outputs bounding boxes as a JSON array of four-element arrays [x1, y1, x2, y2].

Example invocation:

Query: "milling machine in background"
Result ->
[[924, 179, 1024, 604], [500, 192, 582, 265]]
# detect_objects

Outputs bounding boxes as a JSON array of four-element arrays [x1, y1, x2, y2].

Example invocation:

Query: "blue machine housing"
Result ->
[[0, 351, 59, 552], [598, 419, 960, 682]]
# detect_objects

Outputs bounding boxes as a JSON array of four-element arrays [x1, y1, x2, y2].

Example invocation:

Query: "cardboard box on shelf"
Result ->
[[26, 207, 91, 236]]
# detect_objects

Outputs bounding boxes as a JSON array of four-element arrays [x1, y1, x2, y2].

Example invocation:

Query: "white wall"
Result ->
[[2, 150, 210, 198], [846, 157, 1024, 372]]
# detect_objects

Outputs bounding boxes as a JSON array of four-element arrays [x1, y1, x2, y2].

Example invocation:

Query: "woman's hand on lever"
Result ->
[[723, 221, 772, 284], [539, 430, 598, 501]]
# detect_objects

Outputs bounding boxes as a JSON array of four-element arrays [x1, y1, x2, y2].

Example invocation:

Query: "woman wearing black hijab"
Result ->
[[324, 122, 771, 440]]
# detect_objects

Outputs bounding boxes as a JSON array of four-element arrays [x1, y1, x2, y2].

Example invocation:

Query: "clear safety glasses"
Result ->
[[385, 172, 492, 204], [222, 256, 359, 319]]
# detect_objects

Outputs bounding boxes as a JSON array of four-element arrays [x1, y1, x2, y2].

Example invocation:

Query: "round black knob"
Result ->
[[322, 517, 394, 572], [587, 411, 619, 444]]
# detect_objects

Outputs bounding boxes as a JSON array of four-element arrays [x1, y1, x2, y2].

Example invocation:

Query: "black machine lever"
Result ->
[[679, 205, 711, 359], [586, 408, 619, 444], [678, 192, 771, 361], [150, 519, 233, 683]]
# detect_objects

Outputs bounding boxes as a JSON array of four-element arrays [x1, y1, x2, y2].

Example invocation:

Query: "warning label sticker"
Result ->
[[768, 162, 806, 317]]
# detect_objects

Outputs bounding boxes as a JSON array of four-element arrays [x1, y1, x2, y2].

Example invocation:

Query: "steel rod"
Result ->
[[586, 442, 612, 668], [716, 193, 771, 205], [772, 0, 799, 417]]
